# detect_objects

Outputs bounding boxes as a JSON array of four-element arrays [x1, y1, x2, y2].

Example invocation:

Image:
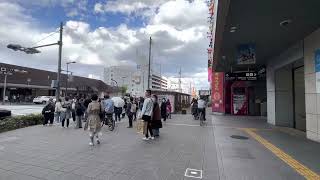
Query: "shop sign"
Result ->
[[211, 72, 225, 113], [199, 90, 210, 96], [225, 72, 257, 81], [236, 44, 256, 65]]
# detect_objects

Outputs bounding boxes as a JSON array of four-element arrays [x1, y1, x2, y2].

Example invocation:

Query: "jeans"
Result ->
[[55, 112, 62, 123], [75, 116, 82, 128], [198, 108, 206, 120], [128, 113, 133, 127], [62, 118, 69, 127]]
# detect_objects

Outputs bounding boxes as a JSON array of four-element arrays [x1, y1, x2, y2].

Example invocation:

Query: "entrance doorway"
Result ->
[[293, 66, 306, 131]]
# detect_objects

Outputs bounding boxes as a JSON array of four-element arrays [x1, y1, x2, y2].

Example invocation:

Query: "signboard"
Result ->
[[315, 49, 320, 72], [211, 72, 225, 113], [225, 72, 257, 81], [199, 90, 210, 96], [236, 44, 256, 65]]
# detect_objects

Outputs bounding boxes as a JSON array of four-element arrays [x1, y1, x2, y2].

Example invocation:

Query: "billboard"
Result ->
[[236, 44, 256, 65], [211, 72, 225, 113]]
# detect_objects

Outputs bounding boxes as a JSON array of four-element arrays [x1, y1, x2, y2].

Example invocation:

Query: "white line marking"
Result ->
[[166, 123, 213, 127]]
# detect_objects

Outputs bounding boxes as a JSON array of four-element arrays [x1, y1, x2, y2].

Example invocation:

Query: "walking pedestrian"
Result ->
[[42, 98, 55, 126], [55, 99, 63, 123], [83, 97, 92, 122], [61, 97, 72, 128], [71, 98, 76, 122], [161, 98, 167, 122], [151, 95, 162, 137], [140, 90, 154, 140], [85, 94, 103, 146], [132, 99, 138, 121], [126, 97, 133, 128], [166, 99, 172, 119], [75, 97, 85, 128], [102, 94, 114, 125]]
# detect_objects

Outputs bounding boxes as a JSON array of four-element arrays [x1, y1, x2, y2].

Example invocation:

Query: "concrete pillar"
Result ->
[[304, 28, 320, 142], [266, 66, 276, 125]]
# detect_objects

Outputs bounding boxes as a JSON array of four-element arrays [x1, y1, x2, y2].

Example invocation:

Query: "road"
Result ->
[[0, 104, 44, 116]]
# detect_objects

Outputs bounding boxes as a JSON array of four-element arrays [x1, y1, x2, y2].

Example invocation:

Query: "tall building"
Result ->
[[104, 65, 169, 96]]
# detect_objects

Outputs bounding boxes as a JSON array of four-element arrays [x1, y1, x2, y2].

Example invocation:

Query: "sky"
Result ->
[[0, 0, 210, 91]]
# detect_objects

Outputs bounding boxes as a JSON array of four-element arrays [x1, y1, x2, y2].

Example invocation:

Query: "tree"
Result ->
[[120, 86, 128, 95]]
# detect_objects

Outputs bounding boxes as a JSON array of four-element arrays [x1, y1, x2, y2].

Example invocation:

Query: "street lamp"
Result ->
[[7, 22, 64, 101], [111, 79, 118, 87], [65, 61, 76, 96]]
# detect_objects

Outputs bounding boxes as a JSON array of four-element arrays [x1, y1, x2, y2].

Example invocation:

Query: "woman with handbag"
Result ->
[[85, 94, 103, 146]]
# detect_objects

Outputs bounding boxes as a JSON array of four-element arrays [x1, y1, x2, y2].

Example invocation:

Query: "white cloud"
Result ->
[[0, 0, 210, 90]]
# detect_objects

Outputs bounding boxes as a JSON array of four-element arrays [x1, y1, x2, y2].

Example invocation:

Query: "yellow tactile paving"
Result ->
[[243, 128, 320, 180]]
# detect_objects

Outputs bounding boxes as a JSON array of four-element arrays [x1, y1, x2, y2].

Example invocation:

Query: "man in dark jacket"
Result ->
[[126, 97, 133, 128], [42, 98, 55, 126], [75, 98, 85, 128], [160, 98, 167, 122]]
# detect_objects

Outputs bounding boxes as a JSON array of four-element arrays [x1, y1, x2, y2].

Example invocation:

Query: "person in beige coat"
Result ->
[[85, 94, 102, 146]]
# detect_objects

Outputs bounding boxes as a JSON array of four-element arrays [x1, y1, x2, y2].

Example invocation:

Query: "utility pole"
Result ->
[[148, 37, 152, 90], [179, 67, 182, 93], [2, 73, 7, 105], [56, 22, 63, 100]]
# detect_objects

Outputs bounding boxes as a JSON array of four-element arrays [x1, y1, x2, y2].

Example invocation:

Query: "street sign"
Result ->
[[225, 72, 257, 81]]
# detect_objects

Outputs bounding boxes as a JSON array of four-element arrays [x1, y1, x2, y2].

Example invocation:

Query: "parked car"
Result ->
[[0, 109, 11, 119], [32, 96, 56, 104]]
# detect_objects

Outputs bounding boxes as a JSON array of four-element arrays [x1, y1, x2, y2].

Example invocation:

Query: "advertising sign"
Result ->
[[225, 72, 257, 81], [199, 90, 210, 96], [315, 49, 320, 72], [211, 72, 225, 113], [237, 44, 256, 65]]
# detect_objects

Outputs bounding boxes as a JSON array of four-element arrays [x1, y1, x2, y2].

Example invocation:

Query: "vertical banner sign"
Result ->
[[212, 72, 225, 113], [315, 49, 320, 93], [208, 48, 213, 82], [237, 44, 256, 65]]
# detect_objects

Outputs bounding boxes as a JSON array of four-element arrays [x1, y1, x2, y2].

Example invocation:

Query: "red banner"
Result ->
[[211, 72, 225, 113]]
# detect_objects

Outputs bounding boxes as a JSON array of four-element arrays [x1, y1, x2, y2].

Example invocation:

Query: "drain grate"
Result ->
[[230, 135, 249, 140]]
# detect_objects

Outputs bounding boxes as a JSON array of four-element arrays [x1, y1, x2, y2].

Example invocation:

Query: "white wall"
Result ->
[[304, 28, 320, 142]]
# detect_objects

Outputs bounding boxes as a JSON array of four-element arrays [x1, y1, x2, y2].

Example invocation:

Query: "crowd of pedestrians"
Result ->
[[41, 89, 172, 146]]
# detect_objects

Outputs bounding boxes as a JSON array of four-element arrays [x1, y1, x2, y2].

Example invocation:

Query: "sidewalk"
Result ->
[[0, 113, 319, 180]]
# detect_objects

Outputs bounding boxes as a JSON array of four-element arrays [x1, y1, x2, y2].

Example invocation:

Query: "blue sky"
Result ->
[[0, 0, 210, 91]]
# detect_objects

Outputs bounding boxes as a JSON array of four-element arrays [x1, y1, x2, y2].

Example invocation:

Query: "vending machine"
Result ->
[[231, 81, 248, 115]]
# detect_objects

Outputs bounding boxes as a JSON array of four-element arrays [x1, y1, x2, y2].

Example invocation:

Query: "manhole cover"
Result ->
[[230, 135, 249, 140]]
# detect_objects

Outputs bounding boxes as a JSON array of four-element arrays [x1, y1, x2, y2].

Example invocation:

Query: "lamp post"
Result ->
[[65, 61, 76, 96], [111, 79, 118, 87], [7, 22, 64, 101]]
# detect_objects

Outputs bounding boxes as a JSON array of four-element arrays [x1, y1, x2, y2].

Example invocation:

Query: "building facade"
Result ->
[[0, 63, 118, 102], [213, 0, 320, 142], [104, 65, 169, 97]]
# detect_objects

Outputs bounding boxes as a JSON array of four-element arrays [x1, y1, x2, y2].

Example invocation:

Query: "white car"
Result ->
[[33, 96, 56, 104]]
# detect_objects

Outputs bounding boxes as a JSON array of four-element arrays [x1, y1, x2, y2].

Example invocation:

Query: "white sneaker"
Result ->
[[89, 142, 94, 146], [142, 137, 149, 141], [150, 137, 155, 140]]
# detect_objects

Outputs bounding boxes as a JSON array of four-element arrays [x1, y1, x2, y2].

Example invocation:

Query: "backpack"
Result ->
[[104, 99, 114, 114], [75, 102, 84, 115], [131, 103, 137, 113]]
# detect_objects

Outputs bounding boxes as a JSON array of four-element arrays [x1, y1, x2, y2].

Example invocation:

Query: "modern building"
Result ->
[[212, 0, 320, 142], [0, 63, 118, 102], [104, 65, 169, 96]]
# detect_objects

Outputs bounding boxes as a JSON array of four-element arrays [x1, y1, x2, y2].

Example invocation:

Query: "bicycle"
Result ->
[[104, 113, 115, 131]]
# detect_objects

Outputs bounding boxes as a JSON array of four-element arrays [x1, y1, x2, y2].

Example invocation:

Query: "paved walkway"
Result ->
[[0, 113, 319, 180]]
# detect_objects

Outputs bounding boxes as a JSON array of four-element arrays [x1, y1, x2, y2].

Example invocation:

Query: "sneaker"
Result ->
[[96, 139, 100, 145], [89, 142, 94, 146], [150, 137, 155, 140], [142, 137, 149, 141]]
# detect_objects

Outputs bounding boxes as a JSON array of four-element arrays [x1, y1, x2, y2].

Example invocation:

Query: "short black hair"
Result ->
[[65, 97, 69, 101], [130, 97, 134, 102], [91, 94, 98, 101], [152, 94, 158, 100], [146, 89, 152, 95]]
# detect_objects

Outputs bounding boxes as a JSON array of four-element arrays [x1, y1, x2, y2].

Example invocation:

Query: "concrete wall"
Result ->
[[266, 42, 303, 125], [304, 28, 320, 142]]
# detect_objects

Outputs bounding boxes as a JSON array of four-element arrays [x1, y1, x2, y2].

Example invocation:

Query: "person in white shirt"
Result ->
[[140, 90, 154, 140], [197, 96, 207, 120]]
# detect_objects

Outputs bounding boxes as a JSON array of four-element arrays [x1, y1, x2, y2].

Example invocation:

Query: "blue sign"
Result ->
[[315, 49, 320, 72], [237, 44, 256, 65]]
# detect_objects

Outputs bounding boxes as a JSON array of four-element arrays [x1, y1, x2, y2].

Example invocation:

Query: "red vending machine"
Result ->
[[231, 81, 248, 115]]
